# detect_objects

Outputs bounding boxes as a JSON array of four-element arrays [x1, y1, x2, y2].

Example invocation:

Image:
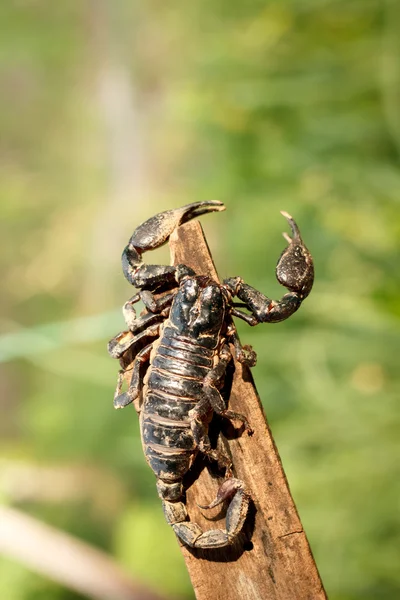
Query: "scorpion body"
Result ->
[[108, 201, 314, 549], [143, 310, 220, 482]]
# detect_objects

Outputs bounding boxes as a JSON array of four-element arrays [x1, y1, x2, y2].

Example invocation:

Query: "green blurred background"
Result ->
[[1, 1, 399, 598]]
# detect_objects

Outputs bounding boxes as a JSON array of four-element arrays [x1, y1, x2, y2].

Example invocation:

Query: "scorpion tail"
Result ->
[[163, 478, 250, 549], [122, 201, 225, 288]]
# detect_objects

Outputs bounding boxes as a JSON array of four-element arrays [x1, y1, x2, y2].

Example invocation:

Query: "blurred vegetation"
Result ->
[[1, 0, 400, 599]]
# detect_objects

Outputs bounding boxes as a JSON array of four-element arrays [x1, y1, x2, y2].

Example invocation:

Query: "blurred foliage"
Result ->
[[1, 0, 400, 599]]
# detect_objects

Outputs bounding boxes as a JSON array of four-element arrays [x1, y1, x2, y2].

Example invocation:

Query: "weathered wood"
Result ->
[[170, 221, 327, 600]]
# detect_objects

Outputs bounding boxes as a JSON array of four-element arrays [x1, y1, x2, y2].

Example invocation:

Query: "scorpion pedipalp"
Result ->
[[122, 201, 225, 289], [277, 210, 314, 300], [224, 211, 314, 324], [131, 200, 225, 252]]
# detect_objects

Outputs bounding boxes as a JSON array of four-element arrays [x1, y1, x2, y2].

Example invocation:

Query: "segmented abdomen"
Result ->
[[142, 326, 214, 483]]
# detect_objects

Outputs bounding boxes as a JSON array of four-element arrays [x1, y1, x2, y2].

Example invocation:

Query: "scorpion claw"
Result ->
[[226, 211, 314, 324], [280, 210, 302, 241], [178, 200, 226, 223], [130, 201, 225, 252], [122, 201, 225, 288], [276, 211, 314, 299]]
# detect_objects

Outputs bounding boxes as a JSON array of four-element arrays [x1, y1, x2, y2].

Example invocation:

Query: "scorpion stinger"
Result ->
[[109, 203, 314, 549]]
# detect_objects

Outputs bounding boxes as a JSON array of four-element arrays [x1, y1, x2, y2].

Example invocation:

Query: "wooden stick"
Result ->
[[170, 221, 327, 600]]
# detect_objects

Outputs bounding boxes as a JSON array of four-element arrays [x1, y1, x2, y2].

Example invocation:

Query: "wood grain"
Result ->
[[169, 220, 327, 600]]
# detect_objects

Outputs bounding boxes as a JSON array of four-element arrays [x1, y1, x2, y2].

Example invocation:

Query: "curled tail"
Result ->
[[161, 478, 250, 549]]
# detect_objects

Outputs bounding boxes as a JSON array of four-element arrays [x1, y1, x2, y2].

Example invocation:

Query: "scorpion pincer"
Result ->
[[108, 201, 314, 549]]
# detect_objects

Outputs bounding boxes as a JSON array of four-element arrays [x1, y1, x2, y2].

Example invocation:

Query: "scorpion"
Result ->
[[108, 201, 314, 549]]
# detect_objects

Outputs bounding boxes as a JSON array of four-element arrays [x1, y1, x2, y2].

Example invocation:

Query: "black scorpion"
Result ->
[[108, 201, 314, 549]]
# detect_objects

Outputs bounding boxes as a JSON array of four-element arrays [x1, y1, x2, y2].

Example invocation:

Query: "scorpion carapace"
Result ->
[[108, 201, 314, 549]]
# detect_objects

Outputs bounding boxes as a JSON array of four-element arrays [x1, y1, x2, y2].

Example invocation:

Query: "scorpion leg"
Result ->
[[121, 293, 141, 329], [109, 322, 159, 410], [189, 343, 251, 472], [122, 291, 174, 330], [224, 212, 314, 324], [202, 344, 253, 434], [122, 200, 225, 290], [108, 322, 160, 359], [206, 385, 253, 435], [189, 345, 233, 463], [189, 395, 233, 473], [226, 324, 257, 367], [139, 290, 175, 314], [113, 342, 153, 410]]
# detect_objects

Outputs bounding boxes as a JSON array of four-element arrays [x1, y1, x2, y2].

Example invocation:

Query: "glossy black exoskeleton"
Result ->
[[108, 201, 314, 549]]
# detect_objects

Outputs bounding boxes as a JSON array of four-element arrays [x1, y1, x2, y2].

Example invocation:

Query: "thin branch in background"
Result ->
[[0, 506, 170, 600]]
